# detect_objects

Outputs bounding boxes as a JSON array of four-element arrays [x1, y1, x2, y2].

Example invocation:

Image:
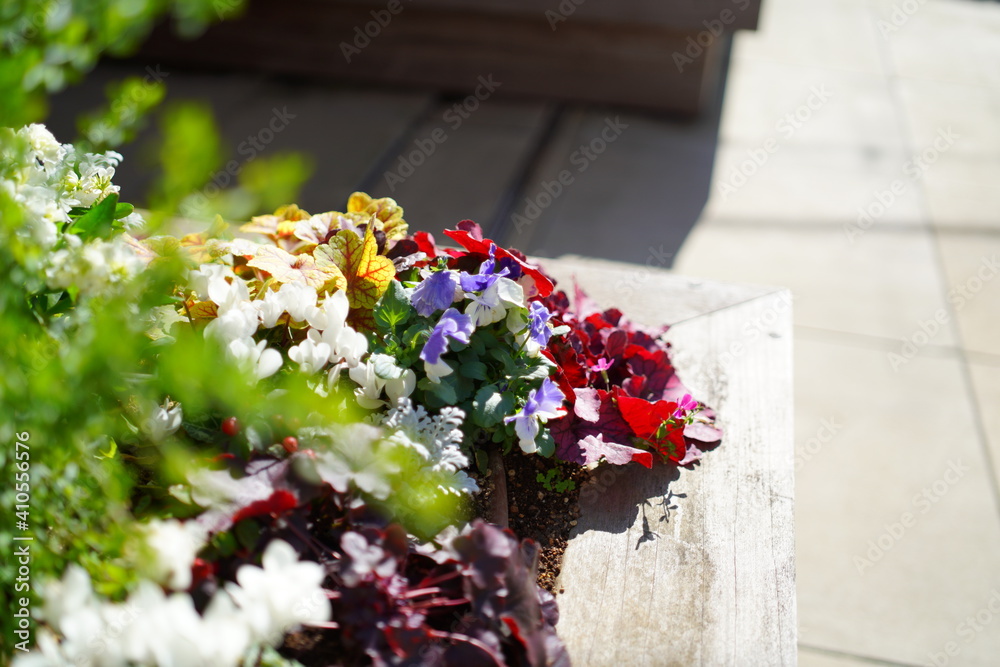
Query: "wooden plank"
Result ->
[[535, 258, 796, 666], [358, 0, 763, 32], [137, 0, 728, 114]]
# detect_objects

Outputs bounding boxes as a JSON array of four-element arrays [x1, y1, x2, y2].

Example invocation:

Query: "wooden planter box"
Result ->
[[537, 256, 796, 666], [138, 0, 761, 115]]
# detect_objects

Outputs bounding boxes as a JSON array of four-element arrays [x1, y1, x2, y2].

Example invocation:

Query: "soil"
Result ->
[[472, 453, 591, 594]]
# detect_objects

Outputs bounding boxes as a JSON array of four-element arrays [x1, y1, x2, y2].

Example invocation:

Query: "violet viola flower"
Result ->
[[504, 378, 566, 454], [528, 301, 554, 347], [411, 270, 460, 317], [459, 243, 510, 292], [421, 308, 474, 364]]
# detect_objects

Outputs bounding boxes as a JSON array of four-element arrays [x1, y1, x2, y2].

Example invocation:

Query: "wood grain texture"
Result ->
[[137, 0, 728, 114], [382, 0, 763, 32], [535, 258, 796, 666]]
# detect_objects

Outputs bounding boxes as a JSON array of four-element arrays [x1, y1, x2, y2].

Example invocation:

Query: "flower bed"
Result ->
[[3, 125, 720, 667]]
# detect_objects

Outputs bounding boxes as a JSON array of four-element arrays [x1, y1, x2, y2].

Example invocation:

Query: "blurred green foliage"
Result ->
[[0, 1, 327, 660], [76, 73, 167, 152], [0, 0, 246, 126]]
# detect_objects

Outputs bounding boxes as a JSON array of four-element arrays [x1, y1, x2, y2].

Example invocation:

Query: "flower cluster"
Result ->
[[8, 125, 721, 667], [1, 124, 144, 297], [539, 293, 722, 467], [19, 540, 330, 667]]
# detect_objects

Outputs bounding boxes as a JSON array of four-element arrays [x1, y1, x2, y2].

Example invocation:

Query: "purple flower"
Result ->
[[459, 243, 510, 292], [411, 270, 460, 317], [674, 393, 698, 417], [420, 308, 475, 365], [528, 301, 553, 347], [590, 358, 612, 373], [504, 378, 566, 454]]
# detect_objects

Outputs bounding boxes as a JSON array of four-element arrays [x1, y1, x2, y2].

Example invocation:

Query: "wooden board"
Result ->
[[137, 0, 739, 115], [369, 0, 763, 32], [536, 257, 796, 666]]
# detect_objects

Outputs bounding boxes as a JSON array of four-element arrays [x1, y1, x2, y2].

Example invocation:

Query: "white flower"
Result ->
[[227, 337, 283, 380], [198, 592, 251, 666], [349, 361, 388, 409], [207, 273, 250, 312], [423, 357, 453, 384], [307, 290, 349, 333], [385, 369, 416, 405], [23, 124, 66, 168], [279, 281, 318, 323], [307, 291, 368, 368], [44, 237, 144, 295], [464, 277, 524, 327], [141, 400, 183, 442], [289, 332, 331, 374], [226, 540, 330, 644], [256, 289, 285, 329], [143, 519, 207, 590], [18, 540, 328, 667], [205, 301, 259, 344], [189, 264, 229, 302]]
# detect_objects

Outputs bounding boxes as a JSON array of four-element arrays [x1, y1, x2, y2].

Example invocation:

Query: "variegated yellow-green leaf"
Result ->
[[347, 192, 407, 240], [316, 224, 394, 310], [247, 245, 346, 293], [186, 300, 218, 319]]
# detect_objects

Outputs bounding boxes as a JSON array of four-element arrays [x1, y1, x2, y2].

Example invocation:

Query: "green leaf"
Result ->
[[475, 448, 490, 476], [472, 385, 514, 428], [402, 322, 432, 348], [469, 329, 488, 355], [488, 347, 515, 373], [374, 280, 414, 332], [114, 202, 134, 219], [459, 361, 489, 381], [234, 519, 260, 549], [512, 360, 554, 382], [68, 193, 119, 239], [419, 377, 457, 406], [536, 429, 556, 458]]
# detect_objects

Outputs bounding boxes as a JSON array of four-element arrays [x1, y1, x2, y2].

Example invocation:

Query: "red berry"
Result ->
[[281, 436, 299, 454], [221, 417, 240, 437]]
